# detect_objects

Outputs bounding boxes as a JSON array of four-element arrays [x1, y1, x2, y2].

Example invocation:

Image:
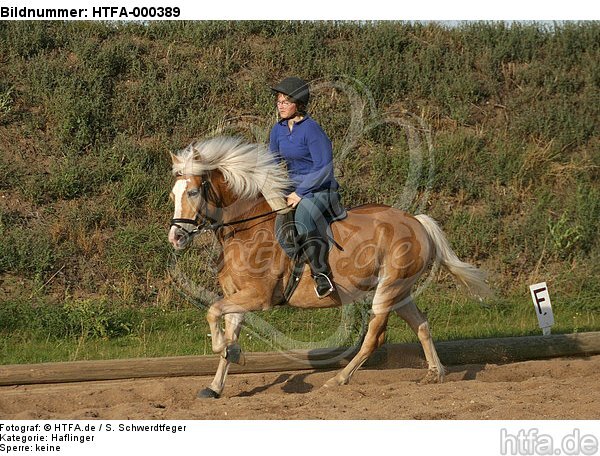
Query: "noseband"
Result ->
[[170, 174, 288, 238]]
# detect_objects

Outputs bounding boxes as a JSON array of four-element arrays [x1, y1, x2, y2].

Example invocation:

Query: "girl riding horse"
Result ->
[[269, 76, 340, 299], [168, 135, 491, 399]]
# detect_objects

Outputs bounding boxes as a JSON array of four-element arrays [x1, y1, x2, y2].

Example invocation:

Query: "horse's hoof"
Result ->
[[322, 377, 344, 389], [197, 387, 220, 399], [419, 369, 443, 385]]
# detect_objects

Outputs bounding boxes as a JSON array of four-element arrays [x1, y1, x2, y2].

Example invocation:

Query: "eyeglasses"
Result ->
[[276, 100, 294, 107]]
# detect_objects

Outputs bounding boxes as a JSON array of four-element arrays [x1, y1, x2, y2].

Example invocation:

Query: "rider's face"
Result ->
[[276, 94, 297, 119]]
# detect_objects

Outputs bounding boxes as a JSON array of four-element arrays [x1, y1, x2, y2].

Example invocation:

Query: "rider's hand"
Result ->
[[287, 192, 302, 208]]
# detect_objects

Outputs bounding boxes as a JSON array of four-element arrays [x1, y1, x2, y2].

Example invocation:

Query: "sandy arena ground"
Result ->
[[1, 355, 599, 420]]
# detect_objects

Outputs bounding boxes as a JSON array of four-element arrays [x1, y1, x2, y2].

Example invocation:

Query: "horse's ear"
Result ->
[[170, 152, 182, 165]]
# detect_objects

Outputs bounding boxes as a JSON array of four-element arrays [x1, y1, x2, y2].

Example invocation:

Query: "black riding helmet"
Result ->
[[270, 77, 310, 105]]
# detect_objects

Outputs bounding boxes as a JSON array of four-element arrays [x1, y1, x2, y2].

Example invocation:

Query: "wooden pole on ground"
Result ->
[[1, 331, 599, 386]]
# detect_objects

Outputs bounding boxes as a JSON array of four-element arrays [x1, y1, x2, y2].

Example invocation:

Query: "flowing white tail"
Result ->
[[415, 214, 492, 300]]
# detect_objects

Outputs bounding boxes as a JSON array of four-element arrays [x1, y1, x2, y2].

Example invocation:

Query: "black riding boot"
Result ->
[[300, 232, 335, 299]]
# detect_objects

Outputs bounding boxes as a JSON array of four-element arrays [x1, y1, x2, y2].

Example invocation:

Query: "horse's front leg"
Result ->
[[206, 304, 229, 356], [198, 312, 245, 399], [198, 290, 266, 399], [206, 289, 263, 355]]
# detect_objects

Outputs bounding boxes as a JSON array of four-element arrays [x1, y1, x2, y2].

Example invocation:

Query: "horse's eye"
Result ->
[[187, 189, 200, 198]]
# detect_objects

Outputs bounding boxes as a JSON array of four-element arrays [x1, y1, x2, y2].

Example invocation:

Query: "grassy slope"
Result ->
[[0, 21, 598, 363]]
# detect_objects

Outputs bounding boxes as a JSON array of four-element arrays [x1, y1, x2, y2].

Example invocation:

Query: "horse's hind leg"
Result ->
[[395, 298, 445, 384], [323, 312, 390, 388], [198, 312, 245, 399]]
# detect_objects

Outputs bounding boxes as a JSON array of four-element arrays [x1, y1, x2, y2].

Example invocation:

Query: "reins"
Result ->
[[211, 206, 289, 230], [170, 207, 288, 237]]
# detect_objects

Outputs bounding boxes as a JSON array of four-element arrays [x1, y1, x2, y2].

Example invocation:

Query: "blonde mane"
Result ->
[[172, 136, 290, 211]]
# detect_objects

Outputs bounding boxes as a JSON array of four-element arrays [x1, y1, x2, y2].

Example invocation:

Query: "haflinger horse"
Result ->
[[168, 136, 491, 399]]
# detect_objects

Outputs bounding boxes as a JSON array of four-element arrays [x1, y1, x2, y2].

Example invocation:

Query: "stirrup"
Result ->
[[313, 273, 334, 299]]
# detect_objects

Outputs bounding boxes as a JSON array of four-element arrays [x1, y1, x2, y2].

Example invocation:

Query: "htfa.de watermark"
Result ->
[[501, 428, 598, 456]]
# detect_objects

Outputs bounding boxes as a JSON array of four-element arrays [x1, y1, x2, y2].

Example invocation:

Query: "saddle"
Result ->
[[274, 198, 347, 259]]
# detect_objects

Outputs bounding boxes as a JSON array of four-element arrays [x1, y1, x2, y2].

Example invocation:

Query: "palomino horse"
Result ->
[[168, 136, 491, 398]]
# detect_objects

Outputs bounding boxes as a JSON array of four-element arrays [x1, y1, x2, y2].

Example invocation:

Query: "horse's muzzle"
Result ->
[[169, 225, 192, 250]]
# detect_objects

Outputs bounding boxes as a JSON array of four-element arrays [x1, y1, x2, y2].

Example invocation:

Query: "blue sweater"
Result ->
[[269, 116, 339, 198]]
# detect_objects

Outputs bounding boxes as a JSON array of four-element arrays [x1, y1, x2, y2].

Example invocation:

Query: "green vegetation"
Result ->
[[2, 286, 597, 365], [0, 21, 598, 364]]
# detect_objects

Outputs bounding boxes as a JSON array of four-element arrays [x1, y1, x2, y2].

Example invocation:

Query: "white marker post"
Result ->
[[529, 282, 554, 336]]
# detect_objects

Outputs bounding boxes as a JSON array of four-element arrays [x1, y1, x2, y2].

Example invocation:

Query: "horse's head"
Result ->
[[168, 154, 230, 250], [168, 137, 291, 250], [169, 175, 200, 250]]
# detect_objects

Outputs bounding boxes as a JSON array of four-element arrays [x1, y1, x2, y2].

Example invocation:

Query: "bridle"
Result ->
[[169, 173, 289, 238]]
